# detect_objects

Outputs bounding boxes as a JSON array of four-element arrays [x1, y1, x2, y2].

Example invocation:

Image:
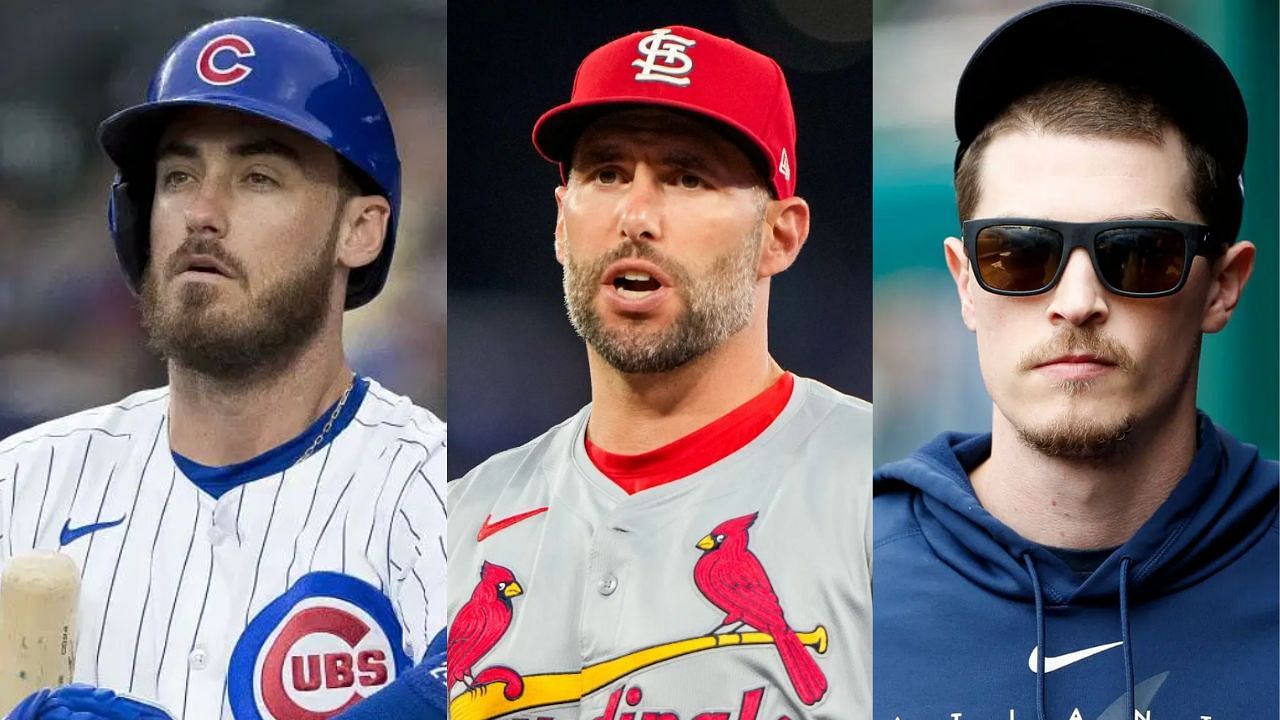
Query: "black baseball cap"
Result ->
[[954, 0, 1247, 241]]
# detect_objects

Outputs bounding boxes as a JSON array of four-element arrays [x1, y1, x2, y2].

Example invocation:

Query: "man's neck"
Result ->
[[970, 400, 1199, 550], [585, 321, 782, 455], [166, 331, 353, 467]]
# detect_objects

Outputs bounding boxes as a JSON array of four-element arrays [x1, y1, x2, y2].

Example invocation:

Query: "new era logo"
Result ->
[[778, 148, 791, 181], [632, 29, 697, 87]]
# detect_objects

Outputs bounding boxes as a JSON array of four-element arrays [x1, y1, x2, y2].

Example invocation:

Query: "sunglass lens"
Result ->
[[974, 225, 1063, 293], [1094, 227, 1187, 295]]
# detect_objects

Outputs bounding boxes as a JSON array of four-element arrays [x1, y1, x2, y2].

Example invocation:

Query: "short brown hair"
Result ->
[[955, 78, 1223, 229]]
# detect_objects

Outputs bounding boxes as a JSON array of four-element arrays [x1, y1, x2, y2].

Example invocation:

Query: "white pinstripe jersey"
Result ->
[[447, 376, 872, 720], [0, 377, 446, 720]]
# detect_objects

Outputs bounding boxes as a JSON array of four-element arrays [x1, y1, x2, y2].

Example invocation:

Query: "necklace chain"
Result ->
[[296, 373, 356, 466]]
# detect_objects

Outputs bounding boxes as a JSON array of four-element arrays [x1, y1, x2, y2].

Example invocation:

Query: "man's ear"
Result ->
[[336, 195, 391, 270], [1201, 240, 1256, 333], [757, 196, 810, 279], [944, 237, 978, 332], [554, 185, 568, 266]]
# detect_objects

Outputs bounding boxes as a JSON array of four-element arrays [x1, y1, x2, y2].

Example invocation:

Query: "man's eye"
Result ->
[[596, 168, 620, 184], [246, 172, 278, 188], [678, 174, 704, 189], [161, 170, 192, 188]]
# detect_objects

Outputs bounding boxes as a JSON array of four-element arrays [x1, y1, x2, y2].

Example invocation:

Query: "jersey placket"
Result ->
[[184, 486, 245, 716], [577, 501, 638, 718]]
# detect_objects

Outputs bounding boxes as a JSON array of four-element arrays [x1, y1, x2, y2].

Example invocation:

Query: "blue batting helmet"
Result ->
[[98, 17, 401, 310]]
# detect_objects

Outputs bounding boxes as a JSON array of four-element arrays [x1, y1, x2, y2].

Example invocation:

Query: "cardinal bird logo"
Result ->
[[693, 512, 828, 705], [448, 561, 524, 691]]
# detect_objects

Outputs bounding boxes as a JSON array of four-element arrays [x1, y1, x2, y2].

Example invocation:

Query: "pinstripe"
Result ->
[[415, 557, 431, 638], [364, 445, 403, 557], [416, 466, 446, 512], [82, 458, 120, 576], [234, 486, 245, 545], [8, 460, 18, 556], [0, 427, 131, 456], [286, 444, 332, 585], [393, 437, 444, 457], [129, 467, 177, 692], [95, 416, 165, 680], [399, 509, 421, 541], [59, 435, 96, 549], [386, 458, 424, 582], [182, 543, 216, 718], [32, 446, 54, 547], [244, 470, 288, 625], [309, 470, 356, 574], [82, 462, 118, 578], [155, 499, 201, 688], [112, 394, 166, 412]]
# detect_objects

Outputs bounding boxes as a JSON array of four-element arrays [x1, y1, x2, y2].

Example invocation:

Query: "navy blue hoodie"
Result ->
[[874, 413, 1278, 719]]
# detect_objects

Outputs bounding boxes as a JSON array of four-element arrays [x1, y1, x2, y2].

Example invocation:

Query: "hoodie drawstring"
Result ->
[[1120, 557, 1135, 720], [1023, 553, 1138, 720], [1022, 554, 1047, 720]]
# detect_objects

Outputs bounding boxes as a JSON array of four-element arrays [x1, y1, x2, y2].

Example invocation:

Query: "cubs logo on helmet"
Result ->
[[196, 34, 256, 86], [229, 572, 412, 719]]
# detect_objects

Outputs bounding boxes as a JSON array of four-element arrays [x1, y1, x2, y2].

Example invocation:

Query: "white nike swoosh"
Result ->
[[1027, 641, 1124, 673]]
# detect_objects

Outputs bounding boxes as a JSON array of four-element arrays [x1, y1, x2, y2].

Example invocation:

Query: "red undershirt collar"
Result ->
[[585, 372, 795, 495]]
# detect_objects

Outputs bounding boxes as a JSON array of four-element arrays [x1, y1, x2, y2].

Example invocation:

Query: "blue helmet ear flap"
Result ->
[[108, 177, 148, 294]]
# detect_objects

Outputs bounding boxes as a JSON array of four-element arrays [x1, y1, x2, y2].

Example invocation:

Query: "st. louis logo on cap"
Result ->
[[229, 572, 412, 720], [197, 33, 255, 86], [632, 29, 696, 87]]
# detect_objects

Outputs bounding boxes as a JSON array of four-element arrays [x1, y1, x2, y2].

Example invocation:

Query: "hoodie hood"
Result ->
[[874, 412, 1277, 605]]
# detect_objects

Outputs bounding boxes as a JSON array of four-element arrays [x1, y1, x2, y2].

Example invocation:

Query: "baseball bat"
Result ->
[[0, 551, 80, 714]]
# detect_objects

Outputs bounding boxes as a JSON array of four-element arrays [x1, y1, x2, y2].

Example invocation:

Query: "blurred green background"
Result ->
[[873, 0, 1278, 462]]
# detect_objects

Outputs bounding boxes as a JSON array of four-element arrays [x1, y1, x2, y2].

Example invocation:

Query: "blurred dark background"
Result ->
[[0, 0, 447, 438], [448, 0, 874, 479]]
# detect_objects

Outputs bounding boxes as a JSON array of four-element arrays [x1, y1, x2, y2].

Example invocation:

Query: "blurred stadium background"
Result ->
[[0, 1, 446, 437], [449, 1, 873, 478], [874, 0, 1279, 463]]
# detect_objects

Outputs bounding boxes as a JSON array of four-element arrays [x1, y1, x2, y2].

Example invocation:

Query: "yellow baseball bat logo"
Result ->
[[450, 625, 828, 720]]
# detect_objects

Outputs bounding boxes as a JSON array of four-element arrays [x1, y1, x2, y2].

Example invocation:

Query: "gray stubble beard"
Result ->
[[561, 228, 762, 375]]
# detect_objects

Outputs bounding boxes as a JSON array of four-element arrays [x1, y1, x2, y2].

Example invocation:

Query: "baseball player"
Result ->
[[447, 26, 871, 720], [875, 2, 1277, 718], [0, 17, 445, 720]]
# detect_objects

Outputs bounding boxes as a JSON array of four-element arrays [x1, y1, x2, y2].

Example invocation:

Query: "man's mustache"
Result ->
[[1018, 328, 1136, 372], [163, 238, 247, 282]]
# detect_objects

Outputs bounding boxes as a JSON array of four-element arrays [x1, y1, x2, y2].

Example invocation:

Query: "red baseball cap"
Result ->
[[532, 25, 798, 198]]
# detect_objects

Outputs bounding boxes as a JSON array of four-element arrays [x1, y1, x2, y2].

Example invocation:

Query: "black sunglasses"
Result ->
[[962, 218, 1225, 298]]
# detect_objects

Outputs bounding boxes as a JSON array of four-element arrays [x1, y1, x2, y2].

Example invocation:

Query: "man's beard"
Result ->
[[1009, 327, 1138, 459], [140, 229, 336, 381], [561, 229, 761, 375], [1013, 414, 1136, 460]]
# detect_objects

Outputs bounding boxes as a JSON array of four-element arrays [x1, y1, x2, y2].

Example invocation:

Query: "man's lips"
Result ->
[[175, 254, 235, 279], [602, 259, 672, 289], [1034, 354, 1118, 381], [600, 259, 673, 313]]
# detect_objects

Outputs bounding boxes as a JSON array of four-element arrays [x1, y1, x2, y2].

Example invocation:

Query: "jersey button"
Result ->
[[598, 574, 618, 596], [207, 527, 225, 546], [189, 646, 208, 670]]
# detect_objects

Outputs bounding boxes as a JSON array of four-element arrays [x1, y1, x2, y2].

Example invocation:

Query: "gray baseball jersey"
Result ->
[[447, 375, 871, 720], [0, 377, 447, 720]]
